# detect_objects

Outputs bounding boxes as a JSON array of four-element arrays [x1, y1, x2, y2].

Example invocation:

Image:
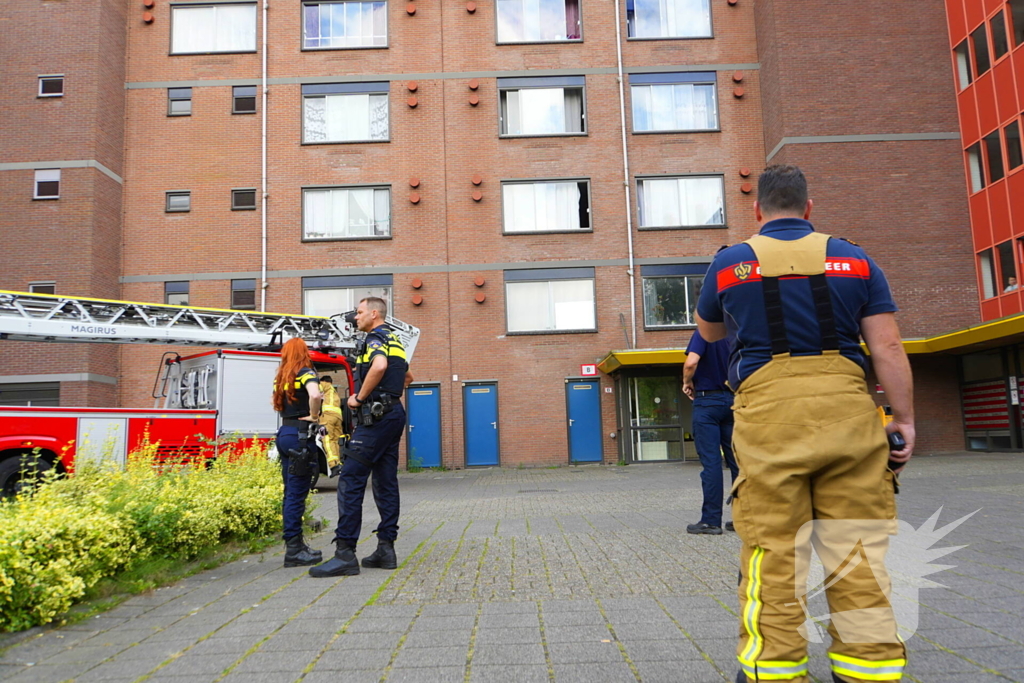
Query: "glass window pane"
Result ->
[[681, 177, 724, 225], [303, 4, 320, 47], [503, 181, 584, 232], [639, 178, 680, 226], [214, 4, 257, 51], [232, 189, 257, 209], [991, 11, 1010, 59], [643, 277, 689, 326], [631, 85, 653, 131], [633, 428, 684, 461], [1012, 0, 1024, 47], [167, 193, 190, 211], [985, 130, 1005, 183], [373, 188, 390, 235], [954, 41, 973, 90], [551, 279, 595, 329], [967, 143, 985, 192], [1005, 122, 1022, 170], [169, 98, 191, 115], [998, 241, 1017, 292], [979, 248, 997, 299], [304, 286, 390, 316], [506, 281, 553, 331], [167, 293, 190, 306], [629, 376, 682, 425], [972, 24, 991, 75], [39, 78, 63, 96], [518, 88, 566, 135], [961, 350, 1003, 382]]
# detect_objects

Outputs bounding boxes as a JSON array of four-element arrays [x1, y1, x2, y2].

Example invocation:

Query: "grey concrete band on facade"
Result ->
[[119, 256, 712, 284], [0, 373, 118, 385], [0, 160, 124, 184], [765, 132, 962, 163], [124, 64, 761, 90]]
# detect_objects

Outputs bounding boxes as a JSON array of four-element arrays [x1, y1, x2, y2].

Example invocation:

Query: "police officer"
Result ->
[[318, 375, 344, 477], [696, 165, 914, 683], [271, 338, 324, 568], [683, 327, 740, 535], [310, 296, 413, 577]]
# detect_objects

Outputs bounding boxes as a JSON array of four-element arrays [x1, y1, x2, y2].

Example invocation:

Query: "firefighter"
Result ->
[[696, 165, 915, 683], [310, 296, 413, 577], [271, 338, 324, 568], [318, 375, 344, 477]]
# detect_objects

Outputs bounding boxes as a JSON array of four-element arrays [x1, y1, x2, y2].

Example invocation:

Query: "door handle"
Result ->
[[569, 419, 575, 426], [409, 424, 414, 430], [491, 422, 497, 429]]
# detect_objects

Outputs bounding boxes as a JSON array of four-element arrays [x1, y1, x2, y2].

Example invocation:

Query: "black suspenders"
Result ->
[[758, 266, 840, 355]]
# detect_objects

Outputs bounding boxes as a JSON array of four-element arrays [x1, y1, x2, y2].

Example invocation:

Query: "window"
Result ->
[[954, 40, 973, 90], [502, 180, 590, 233], [231, 279, 256, 310], [984, 129, 1005, 183], [505, 268, 596, 333], [971, 24, 991, 76], [1006, 121, 1022, 170], [637, 176, 724, 228], [232, 188, 257, 210], [1011, 0, 1024, 47], [979, 249, 997, 299], [165, 281, 190, 306], [166, 191, 191, 212], [627, 0, 711, 38], [232, 85, 256, 114], [171, 3, 257, 54], [0, 382, 60, 407], [302, 83, 389, 143], [641, 265, 706, 328], [34, 169, 60, 199], [29, 282, 56, 295], [498, 77, 585, 136], [631, 72, 718, 132], [38, 75, 63, 97], [998, 241, 1017, 293], [302, 275, 392, 317], [991, 11, 1010, 60], [303, 1, 387, 48], [168, 88, 192, 116], [303, 186, 390, 239], [967, 142, 985, 193], [496, 0, 581, 43]]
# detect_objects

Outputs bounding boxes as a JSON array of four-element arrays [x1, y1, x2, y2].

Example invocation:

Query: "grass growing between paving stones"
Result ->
[[0, 442, 309, 632]]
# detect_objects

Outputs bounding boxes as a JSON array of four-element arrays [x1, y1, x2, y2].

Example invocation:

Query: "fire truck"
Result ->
[[0, 290, 420, 496]]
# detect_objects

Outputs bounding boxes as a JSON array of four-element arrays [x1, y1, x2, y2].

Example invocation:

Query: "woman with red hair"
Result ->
[[272, 337, 324, 567]]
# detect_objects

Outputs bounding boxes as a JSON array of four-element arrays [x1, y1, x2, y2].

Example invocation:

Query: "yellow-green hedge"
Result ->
[[0, 444, 304, 632]]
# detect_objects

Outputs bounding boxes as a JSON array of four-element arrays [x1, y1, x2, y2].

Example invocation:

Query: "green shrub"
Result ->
[[0, 442, 306, 632]]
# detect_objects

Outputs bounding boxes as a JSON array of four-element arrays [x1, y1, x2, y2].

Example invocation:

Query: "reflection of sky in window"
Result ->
[[497, 0, 569, 41], [632, 83, 716, 131], [304, 1, 386, 47], [632, 0, 710, 38], [521, 89, 565, 134]]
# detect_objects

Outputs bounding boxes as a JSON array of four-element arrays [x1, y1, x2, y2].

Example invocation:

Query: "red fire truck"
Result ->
[[0, 290, 420, 496]]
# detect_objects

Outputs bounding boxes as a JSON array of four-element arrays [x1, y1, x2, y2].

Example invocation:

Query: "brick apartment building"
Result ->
[[0, 0, 1013, 465]]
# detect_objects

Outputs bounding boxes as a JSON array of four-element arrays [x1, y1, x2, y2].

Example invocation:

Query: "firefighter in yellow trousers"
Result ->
[[319, 375, 344, 477], [696, 165, 915, 683]]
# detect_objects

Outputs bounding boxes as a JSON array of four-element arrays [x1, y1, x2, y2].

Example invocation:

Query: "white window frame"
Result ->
[[29, 282, 56, 295], [170, 3, 258, 55], [636, 175, 725, 229], [641, 273, 704, 328], [37, 75, 64, 98], [302, 1, 388, 49], [302, 186, 391, 240], [505, 273, 597, 334], [627, 0, 712, 39], [34, 169, 60, 200], [495, 0, 582, 44], [499, 79, 586, 137], [631, 78, 718, 133], [302, 284, 393, 317], [501, 179, 591, 233], [302, 89, 390, 144]]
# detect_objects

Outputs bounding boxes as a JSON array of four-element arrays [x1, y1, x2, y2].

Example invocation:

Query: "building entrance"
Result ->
[[620, 372, 695, 462]]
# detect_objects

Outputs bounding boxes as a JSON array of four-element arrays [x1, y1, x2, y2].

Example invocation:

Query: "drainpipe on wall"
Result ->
[[260, 0, 269, 311], [612, 0, 636, 349]]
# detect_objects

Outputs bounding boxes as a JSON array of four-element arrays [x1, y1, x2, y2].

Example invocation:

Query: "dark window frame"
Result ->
[[232, 85, 257, 114], [1005, 120, 1023, 171], [169, 2, 259, 56], [168, 87, 193, 116], [300, 82, 391, 145], [503, 267, 598, 336], [300, 184, 392, 241], [494, 0, 584, 45], [231, 279, 257, 310], [500, 178, 592, 234], [232, 188, 258, 210], [497, 76, 588, 138], [636, 173, 727, 230], [301, 0, 390, 51], [165, 281, 190, 306], [626, 0, 714, 41], [166, 190, 192, 212]]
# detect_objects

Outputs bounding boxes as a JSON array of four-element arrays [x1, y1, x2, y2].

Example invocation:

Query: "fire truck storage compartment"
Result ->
[[77, 418, 128, 467]]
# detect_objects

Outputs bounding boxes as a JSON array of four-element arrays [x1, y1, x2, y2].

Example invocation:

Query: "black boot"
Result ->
[[309, 542, 360, 577], [361, 539, 398, 569], [284, 535, 322, 567]]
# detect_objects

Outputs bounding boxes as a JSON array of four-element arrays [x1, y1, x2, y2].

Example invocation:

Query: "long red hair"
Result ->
[[272, 338, 314, 412]]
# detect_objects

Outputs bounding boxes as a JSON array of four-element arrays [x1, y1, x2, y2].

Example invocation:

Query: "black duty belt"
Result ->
[[282, 417, 310, 428], [695, 390, 732, 397]]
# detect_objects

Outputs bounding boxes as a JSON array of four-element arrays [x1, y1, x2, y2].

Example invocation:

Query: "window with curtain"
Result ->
[[303, 92, 389, 142], [642, 275, 703, 327], [500, 85, 585, 135], [171, 4, 257, 54], [303, 1, 387, 48], [506, 276, 595, 332], [627, 0, 711, 38], [966, 143, 985, 193], [632, 81, 717, 132], [979, 249, 997, 299], [303, 286, 392, 317], [637, 176, 724, 228], [503, 180, 590, 232], [496, 0, 581, 42], [303, 187, 391, 239]]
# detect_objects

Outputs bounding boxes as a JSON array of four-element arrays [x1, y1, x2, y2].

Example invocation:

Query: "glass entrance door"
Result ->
[[628, 374, 688, 461]]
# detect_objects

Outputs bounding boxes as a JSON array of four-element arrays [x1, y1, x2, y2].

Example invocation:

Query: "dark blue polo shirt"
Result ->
[[696, 218, 897, 389], [686, 328, 731, 392]]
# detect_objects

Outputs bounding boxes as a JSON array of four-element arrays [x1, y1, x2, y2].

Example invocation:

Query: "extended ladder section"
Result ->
[[0, 290, 354, 351]]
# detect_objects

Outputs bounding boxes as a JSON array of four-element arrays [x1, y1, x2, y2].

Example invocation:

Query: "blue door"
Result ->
[[464, 382, 499, 466], [567, 379, 602, 462], [406, 384, 441, 468]]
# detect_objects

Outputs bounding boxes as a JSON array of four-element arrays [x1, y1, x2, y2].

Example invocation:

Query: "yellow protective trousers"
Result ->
[[319, 411, 343, 468], [730, 351, 906, 683]]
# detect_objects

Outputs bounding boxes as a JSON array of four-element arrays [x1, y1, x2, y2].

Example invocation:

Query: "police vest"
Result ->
[[355, 326, 408, 397], [278, 367, 318, 418]]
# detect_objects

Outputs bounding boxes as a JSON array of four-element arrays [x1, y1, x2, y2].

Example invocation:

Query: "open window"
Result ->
[[502, 180, 590, 233], [496, 0, 581, 43], [498, 77, 585, 136]]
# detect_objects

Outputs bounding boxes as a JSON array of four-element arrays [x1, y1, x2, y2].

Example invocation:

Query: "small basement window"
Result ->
[[232, 188, 257, 210], [233, 85, 257, 114], [34, 169, 60, 199], [166, 191, 191, 212], [38, 75, 64, 97]]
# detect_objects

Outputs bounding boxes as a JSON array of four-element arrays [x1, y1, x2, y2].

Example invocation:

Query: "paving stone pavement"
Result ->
[[2, 453, 1023, 683]]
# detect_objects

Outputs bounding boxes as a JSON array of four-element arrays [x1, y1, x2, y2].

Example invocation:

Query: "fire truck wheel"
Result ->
[[0, 453, 54, 499]]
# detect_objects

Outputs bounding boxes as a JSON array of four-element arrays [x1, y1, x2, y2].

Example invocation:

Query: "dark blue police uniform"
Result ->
[[276, 366, 319, 541], [686, 329, 739, 530], [333, 325, 408, 547]]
